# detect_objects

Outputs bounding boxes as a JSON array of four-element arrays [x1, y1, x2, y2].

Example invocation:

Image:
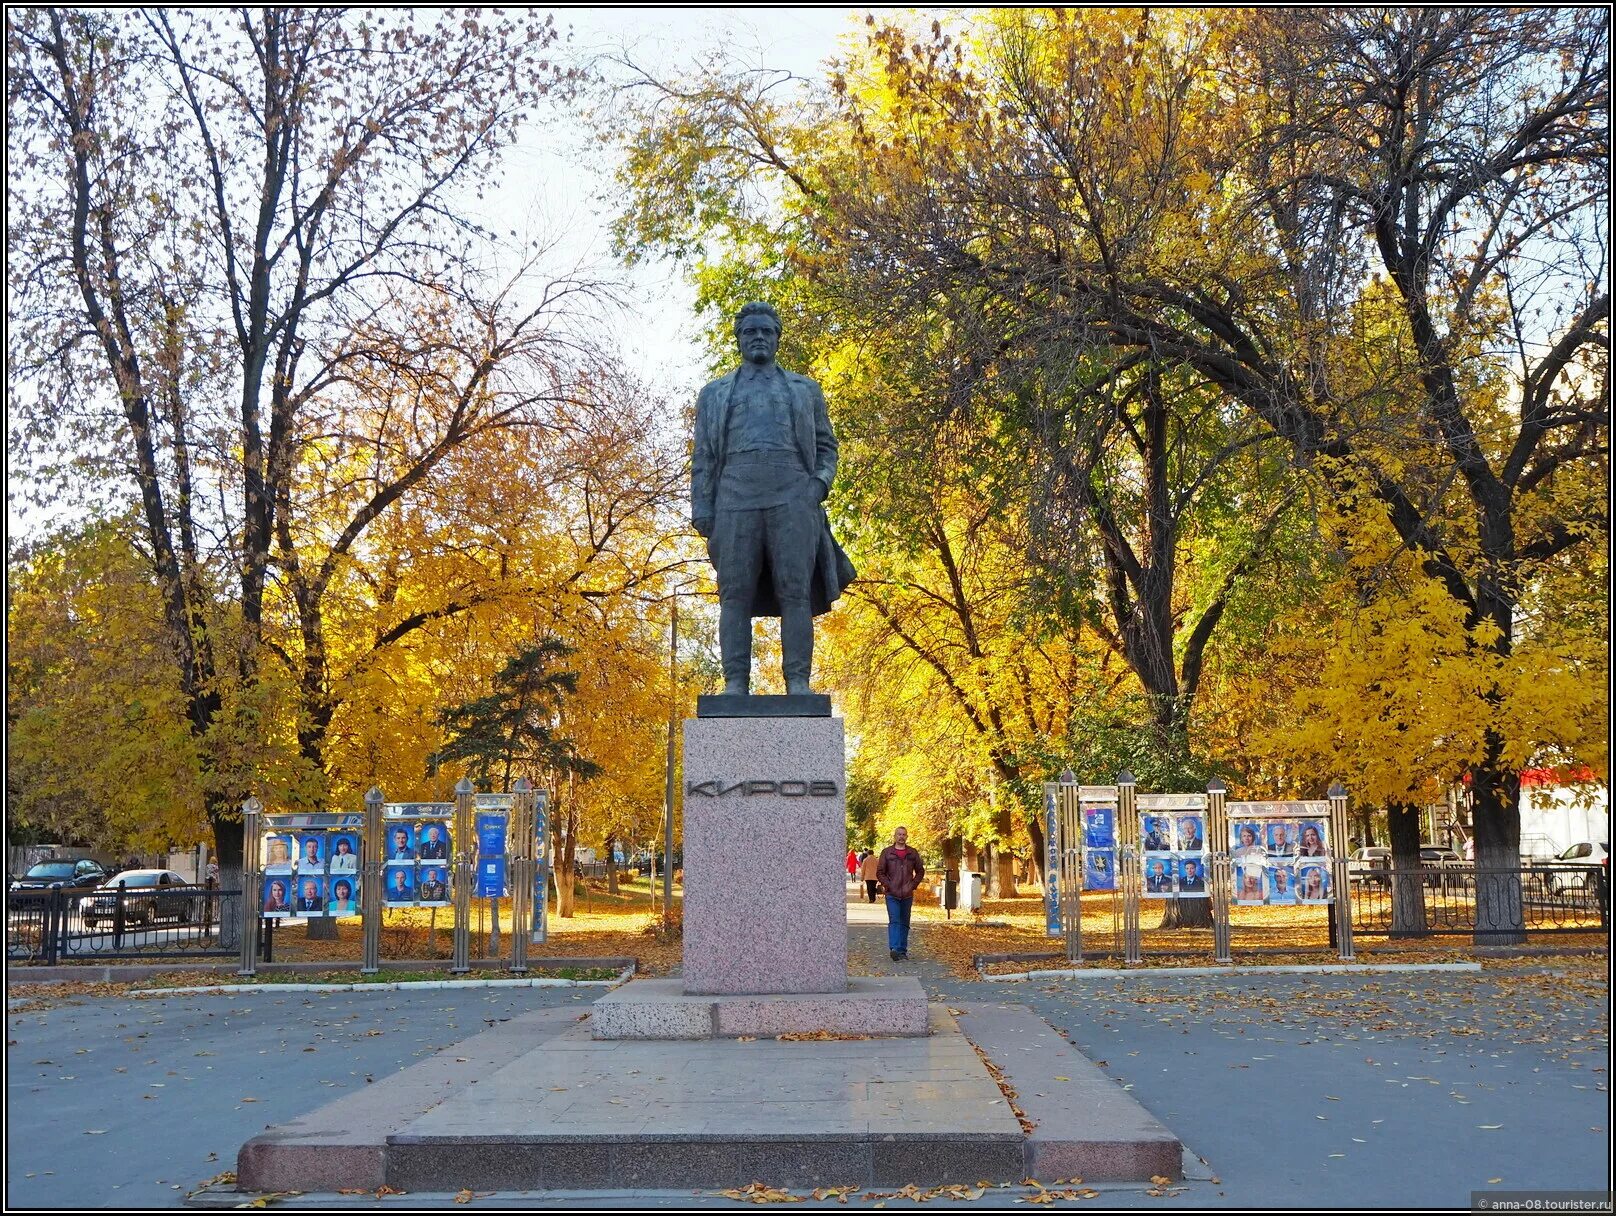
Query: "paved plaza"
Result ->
[[5, 897, 1608, 1208]]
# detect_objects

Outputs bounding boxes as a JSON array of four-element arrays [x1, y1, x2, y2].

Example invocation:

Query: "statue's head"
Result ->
[[734, 301, 781, 366]]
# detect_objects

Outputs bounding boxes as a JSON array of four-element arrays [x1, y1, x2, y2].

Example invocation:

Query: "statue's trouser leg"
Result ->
[[764, 493, 819, 690], [713, 509, 767, 691]]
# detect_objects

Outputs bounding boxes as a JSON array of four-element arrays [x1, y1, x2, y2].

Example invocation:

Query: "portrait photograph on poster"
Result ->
[[1085, 848, 1116, 892], [328, 833, 359, 873], [417, 865, 450, 904], [1266, 821, 1299, 857], [1144, 856, 1175, 896], [1142, 815, 1174, 853], [388, 824, 417, 862], [265, 835, 294, 871], [1297, 821, 1330, 857], [1297, 863, 1331, 903], [1232, 822, 1265, 864], [417, 821, 450, 861], [297, 833, 325, 871], [295, 875, 326, 916], [326, 876, 358, 916], [1266, 862, 1297, 904], [1235, 862, 1266, 905], [1175, 855, 1208, 894], [1084, 806, 1116, 850], [385, 863, 416, 905], [1175, 814, 1205, 853], [261, 876, 291, 916]]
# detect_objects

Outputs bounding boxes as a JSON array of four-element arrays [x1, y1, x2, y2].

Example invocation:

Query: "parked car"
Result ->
[[79, 870, 197, 928], [1419, 846, 1467, 891], [1347, 847, 1391, 888], [10, 859, 112, 894], [1543, 842, 1610, 896]]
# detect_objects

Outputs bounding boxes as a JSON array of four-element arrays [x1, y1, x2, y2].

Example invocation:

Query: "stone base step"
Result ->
[[236, 1001, 1186, 1193], [589, 976, 928, 1039]]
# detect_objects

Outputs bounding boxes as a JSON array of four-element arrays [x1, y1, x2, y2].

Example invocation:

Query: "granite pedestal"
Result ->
[[680, 713, 846, 996]]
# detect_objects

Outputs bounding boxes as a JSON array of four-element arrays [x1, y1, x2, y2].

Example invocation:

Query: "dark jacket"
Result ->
[[876, 845, 924, 900], [691, 365, 857, 617]]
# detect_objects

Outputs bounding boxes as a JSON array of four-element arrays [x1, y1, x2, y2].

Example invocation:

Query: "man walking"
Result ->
[[876, 827, 925, 961]]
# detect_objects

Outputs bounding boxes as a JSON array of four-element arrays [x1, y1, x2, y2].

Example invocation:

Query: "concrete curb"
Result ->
[[7, 957, 636, 989], [131, 964, 635, 997], [982, 961, 1484, 981]]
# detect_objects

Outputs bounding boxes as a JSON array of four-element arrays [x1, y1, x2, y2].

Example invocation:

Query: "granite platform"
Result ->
[[235, 1000, 1184, 1194], [696, 693, 831, 717], [589, 976, 929, 1039]]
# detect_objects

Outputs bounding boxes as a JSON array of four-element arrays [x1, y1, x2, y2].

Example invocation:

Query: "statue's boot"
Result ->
[[781, 596, 813, 696], [719, 596, 752, 696]]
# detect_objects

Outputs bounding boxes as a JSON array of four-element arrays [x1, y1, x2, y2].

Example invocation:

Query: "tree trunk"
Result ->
[[993, 808, 1018, 897], [1025, 802, 1047, 890], [1387, 802, 1429, 937], [1470, 736, 1526, 944], [213, 809, 244, 951], [552, 793, 578, 919], [605, 833, 619, 894], [1157, 895, 1214, 929]]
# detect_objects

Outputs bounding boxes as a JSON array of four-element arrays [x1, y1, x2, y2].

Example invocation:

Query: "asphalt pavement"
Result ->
[[4, 890, 1608, 1209]]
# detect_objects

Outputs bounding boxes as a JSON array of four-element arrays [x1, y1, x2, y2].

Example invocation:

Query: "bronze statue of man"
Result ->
[[692, 302, 856, 695]]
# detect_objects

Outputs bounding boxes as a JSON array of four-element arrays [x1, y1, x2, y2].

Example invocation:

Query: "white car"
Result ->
[[1543, 842, 1609, 896]]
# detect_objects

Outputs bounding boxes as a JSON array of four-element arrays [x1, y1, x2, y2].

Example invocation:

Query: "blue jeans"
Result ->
[[885, 894, 913, 954]]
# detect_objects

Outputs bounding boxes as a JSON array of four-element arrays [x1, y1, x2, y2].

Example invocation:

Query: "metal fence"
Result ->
[[1350, 864, 1608, 936], [7, 884, 238, 964]]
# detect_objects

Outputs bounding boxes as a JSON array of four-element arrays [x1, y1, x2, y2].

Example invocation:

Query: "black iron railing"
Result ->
[[1351, 864, 1607, 936], [7, 884, 238, 963]]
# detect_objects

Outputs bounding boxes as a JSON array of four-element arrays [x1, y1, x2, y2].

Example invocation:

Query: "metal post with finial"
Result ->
[[362, 787, 383, 974], [1207, 778, 1231, 963], [238, 796, 263, 976], [452, 778, 474, 973], [1328, 782, 1353, 960], [510, 778, 533, 974], [1117, 771, 1140, 964], [1057, 769, 1081, 963]]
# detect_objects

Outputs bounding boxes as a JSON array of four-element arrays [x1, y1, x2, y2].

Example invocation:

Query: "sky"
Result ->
[[476, 6, 881, 401], [4, 7, 891, 543]]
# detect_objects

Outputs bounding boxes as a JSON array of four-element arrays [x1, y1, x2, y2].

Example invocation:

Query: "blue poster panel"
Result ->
[[417, 864, 450, 905], [326, 874, 359, 916], [384, 862, 416, 906], [476, 813, 509, 859], [477, 857, 508, 898], [386, 823, 418, 863], [1085, 847, 1116, 892], [416, 821, 451, 861], [294, 874, 326, 916], [1084, 806, 1116, 849], [261, 875, 292, 917], [328, 833, 360, 875], [1043, 784, 1060, 936]]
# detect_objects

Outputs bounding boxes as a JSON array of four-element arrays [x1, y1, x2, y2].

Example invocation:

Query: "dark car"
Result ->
[[79, 870, 197, 928], [10, 859, 112, 894]]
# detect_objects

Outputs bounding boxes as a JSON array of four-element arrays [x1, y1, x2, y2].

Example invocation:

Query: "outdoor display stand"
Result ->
[[1218, 784, 1353, 961], [239, 780, 552, 974], [1044, 774, 1125, 963], [1047, 775, 1354, 965], [239, 797, 368, 976]]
